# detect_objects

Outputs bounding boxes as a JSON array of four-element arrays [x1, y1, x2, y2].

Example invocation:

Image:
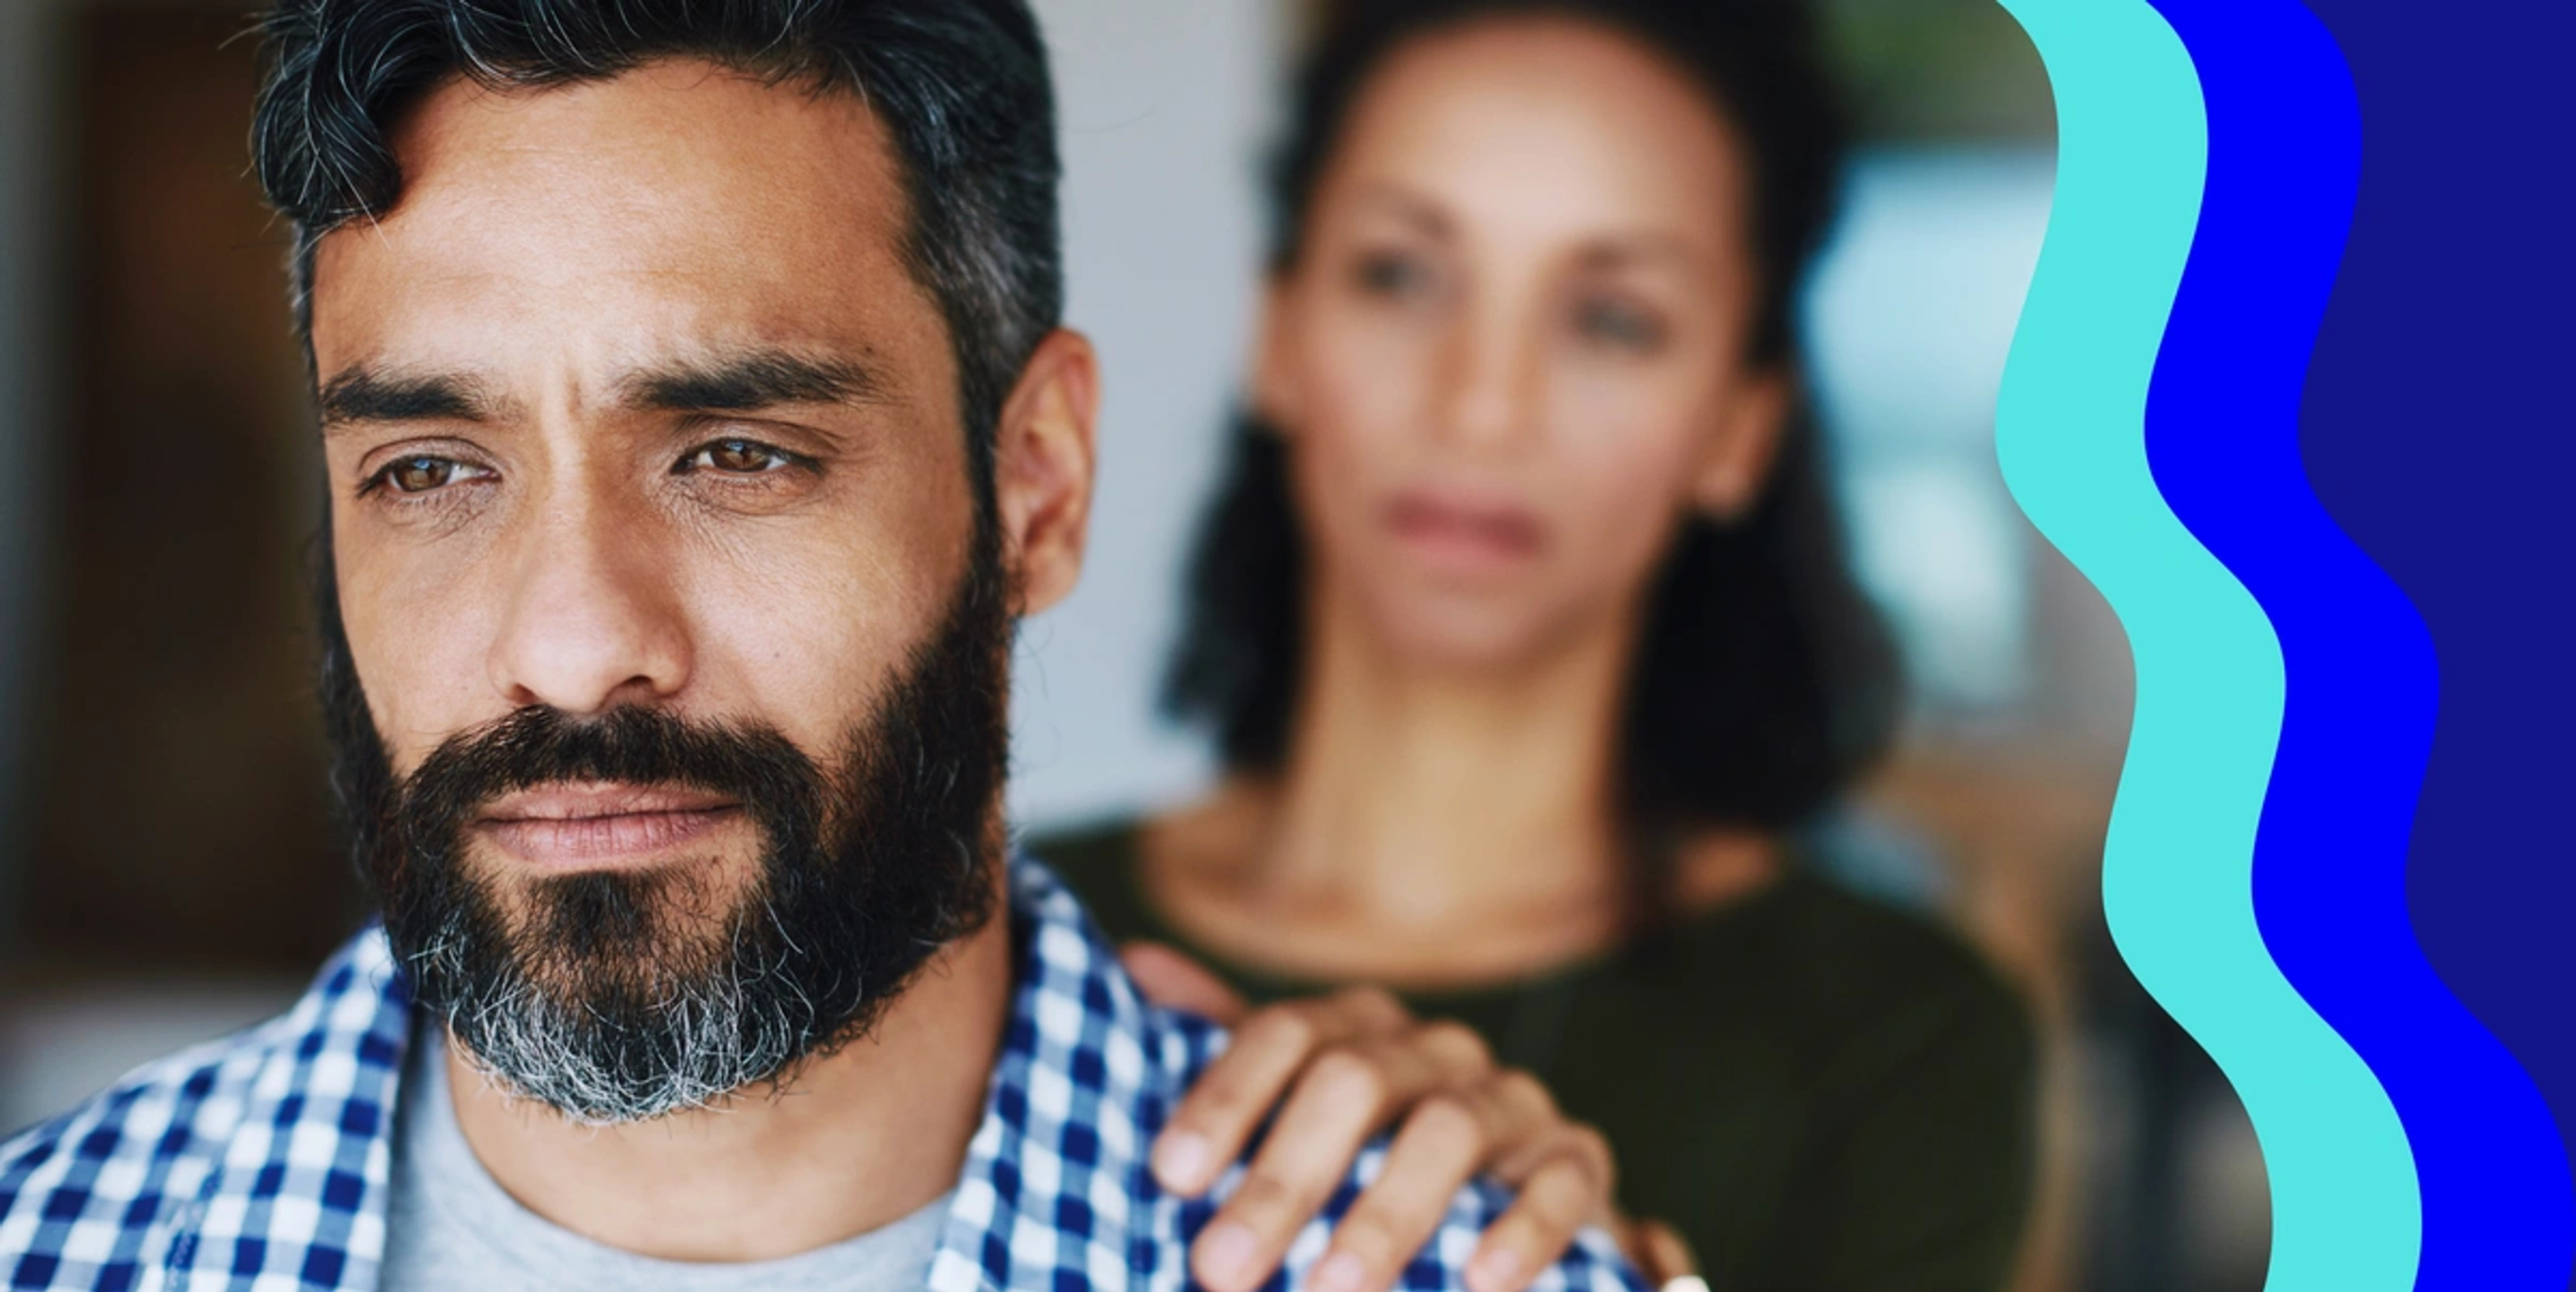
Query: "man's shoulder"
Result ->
[[0, 930, 410, 1287], [0, 1020, 278, 1244], [964, 860, 1646, 1291]]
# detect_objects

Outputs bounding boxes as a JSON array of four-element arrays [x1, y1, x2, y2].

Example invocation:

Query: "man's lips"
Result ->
[[474, 782, 747, 867]]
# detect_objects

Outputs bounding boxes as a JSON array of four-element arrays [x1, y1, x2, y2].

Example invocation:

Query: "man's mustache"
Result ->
[[396, 704, 830, 847], [409, 705, 818, 798]]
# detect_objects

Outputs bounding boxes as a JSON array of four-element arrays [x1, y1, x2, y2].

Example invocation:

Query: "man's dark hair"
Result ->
[[251, 0, 1061, 457], [1164, 0, 1900, 929]]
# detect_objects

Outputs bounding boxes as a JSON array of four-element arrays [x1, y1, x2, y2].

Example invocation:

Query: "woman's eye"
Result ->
[[376, 455, 468, 495], [1354, 250, 1437, 302], [1572, 297, 1667, 352], [682, 438, 794, 475]]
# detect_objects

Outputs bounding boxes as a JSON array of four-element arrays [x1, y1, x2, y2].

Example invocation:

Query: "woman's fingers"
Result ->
[[1151, 989, 1619, 1292], [1187, 1028, 1482, 1291], [1307, 1065, 1561, 1292], [1464, 1126, 1618, 1292], [1152, 987, 1413, 1195], [1479, 1070, 1571, 1179], [1306, 1093, 1491, 1292], [1625, 1218, 1701, 1287]]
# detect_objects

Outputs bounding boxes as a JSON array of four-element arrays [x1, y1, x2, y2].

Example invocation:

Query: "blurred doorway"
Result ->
[[16, 3, 347, 978]]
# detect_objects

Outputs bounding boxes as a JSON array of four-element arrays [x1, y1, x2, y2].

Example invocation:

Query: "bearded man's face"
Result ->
[[317, 525, 1008, 1123], [301, 65, 1089, 1122]]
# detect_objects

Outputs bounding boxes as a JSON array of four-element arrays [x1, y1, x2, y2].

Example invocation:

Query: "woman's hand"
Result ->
[[1623, 1218, 1704, 1291], [1121, 943, 1624, 1292]]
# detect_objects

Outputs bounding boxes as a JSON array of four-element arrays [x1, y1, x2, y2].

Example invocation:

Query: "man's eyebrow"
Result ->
[[617, 349, 894, 413], [317, 368, 496, 431]]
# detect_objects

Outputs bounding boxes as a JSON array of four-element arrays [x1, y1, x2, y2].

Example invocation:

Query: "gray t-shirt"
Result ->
[[382, 1026, 950, 1292]]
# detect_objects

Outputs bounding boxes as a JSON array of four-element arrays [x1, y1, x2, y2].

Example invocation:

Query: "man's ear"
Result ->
[[1693, 367, 1791, 521], [992, 328, 1100, 616]]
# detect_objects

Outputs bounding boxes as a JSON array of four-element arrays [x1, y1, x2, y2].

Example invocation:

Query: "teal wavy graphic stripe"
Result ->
[[1987, 1, 2420, 1288]]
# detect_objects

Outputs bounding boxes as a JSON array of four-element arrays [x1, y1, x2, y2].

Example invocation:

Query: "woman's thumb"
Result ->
[[1118, 940, 1251, 1024]]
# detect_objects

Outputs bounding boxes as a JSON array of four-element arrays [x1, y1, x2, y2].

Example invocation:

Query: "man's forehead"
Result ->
[[390, 58, 902, 207], [307, 60, 942, 405]]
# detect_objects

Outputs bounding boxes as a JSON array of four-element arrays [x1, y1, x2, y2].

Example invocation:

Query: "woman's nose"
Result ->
[[1434, 312, 1539, 451]]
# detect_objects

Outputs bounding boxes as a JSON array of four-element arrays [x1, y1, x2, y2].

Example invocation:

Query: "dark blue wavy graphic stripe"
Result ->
[[2290, 0, 2576, 1263], [2141, 0, 2571, 1285]]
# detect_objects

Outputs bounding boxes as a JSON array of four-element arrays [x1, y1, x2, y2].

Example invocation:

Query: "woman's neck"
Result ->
[[1145, 578, 1660, 987], [1264, 594, 1634, 927], [1149, 573, 1784, 988]]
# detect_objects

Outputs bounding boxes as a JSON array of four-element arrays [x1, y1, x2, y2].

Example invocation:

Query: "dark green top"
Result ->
[[1031, 820, 2037, 1292]]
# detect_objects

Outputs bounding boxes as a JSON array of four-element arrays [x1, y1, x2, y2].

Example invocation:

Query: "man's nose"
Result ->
[[485, 486, 692, 716]]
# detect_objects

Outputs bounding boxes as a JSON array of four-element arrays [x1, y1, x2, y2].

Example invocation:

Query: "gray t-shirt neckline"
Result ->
[[381, 1024, 951, 1291]]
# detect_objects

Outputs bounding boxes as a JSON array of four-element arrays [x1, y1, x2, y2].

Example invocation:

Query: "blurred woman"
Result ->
[[1038, 1, 2036, 1287]]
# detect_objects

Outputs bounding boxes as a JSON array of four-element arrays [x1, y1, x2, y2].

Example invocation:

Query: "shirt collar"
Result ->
[[928, 855, 1221, 1291]]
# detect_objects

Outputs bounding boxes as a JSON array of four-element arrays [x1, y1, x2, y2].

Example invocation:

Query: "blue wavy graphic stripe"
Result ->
[[2142, 0, 2566, 1287], [1987, 0, 2421, 1286], [2292, 0, 2576, 1238]]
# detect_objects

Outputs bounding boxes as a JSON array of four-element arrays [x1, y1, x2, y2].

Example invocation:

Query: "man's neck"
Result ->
[[442, 914, 1012, 1262]]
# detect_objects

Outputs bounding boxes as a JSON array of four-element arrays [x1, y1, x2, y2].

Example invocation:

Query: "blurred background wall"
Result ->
[[0, 3, 2258, 1289]]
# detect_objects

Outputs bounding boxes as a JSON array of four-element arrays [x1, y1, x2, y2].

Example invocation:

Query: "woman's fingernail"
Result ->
[[1468, 1247, 1523, 1292], [1199, 1221, 1258, 1284], [1154, 1131, 1210, 1187], [1315, 1251, 1369, 1292]]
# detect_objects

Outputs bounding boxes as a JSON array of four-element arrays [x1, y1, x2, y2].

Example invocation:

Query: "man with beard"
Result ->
[[0, 3, 1648, 1292]]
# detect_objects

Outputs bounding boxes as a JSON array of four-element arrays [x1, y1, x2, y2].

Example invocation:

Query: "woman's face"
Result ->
[[1260, 17, 1785, 671]]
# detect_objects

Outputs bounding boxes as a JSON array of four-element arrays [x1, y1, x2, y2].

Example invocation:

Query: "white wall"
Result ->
[[1011, 0, 1279, 832], [1807, 147, 2057, 719]]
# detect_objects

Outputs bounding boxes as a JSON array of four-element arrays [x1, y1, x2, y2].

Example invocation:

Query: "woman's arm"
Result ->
[[1122, 944, 1686, 1292]]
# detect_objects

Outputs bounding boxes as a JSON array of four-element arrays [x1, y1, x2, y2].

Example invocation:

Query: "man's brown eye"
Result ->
[[687, 438, 790, 474], [388, 457, 456, 493]]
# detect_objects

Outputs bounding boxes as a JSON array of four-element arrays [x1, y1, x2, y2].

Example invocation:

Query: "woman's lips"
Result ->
[[1384, 489, 1546, 571], [474, 782, 747, 869]]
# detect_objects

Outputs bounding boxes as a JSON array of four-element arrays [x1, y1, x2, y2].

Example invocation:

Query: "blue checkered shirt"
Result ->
[[3, 857, 1646, 1291]]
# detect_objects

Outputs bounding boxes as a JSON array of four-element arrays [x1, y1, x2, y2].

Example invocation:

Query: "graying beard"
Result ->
[[419, 898, 833, 1126]]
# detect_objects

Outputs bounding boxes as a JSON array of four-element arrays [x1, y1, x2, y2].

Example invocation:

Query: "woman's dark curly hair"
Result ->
[[1163, 0, 1900, 906]]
